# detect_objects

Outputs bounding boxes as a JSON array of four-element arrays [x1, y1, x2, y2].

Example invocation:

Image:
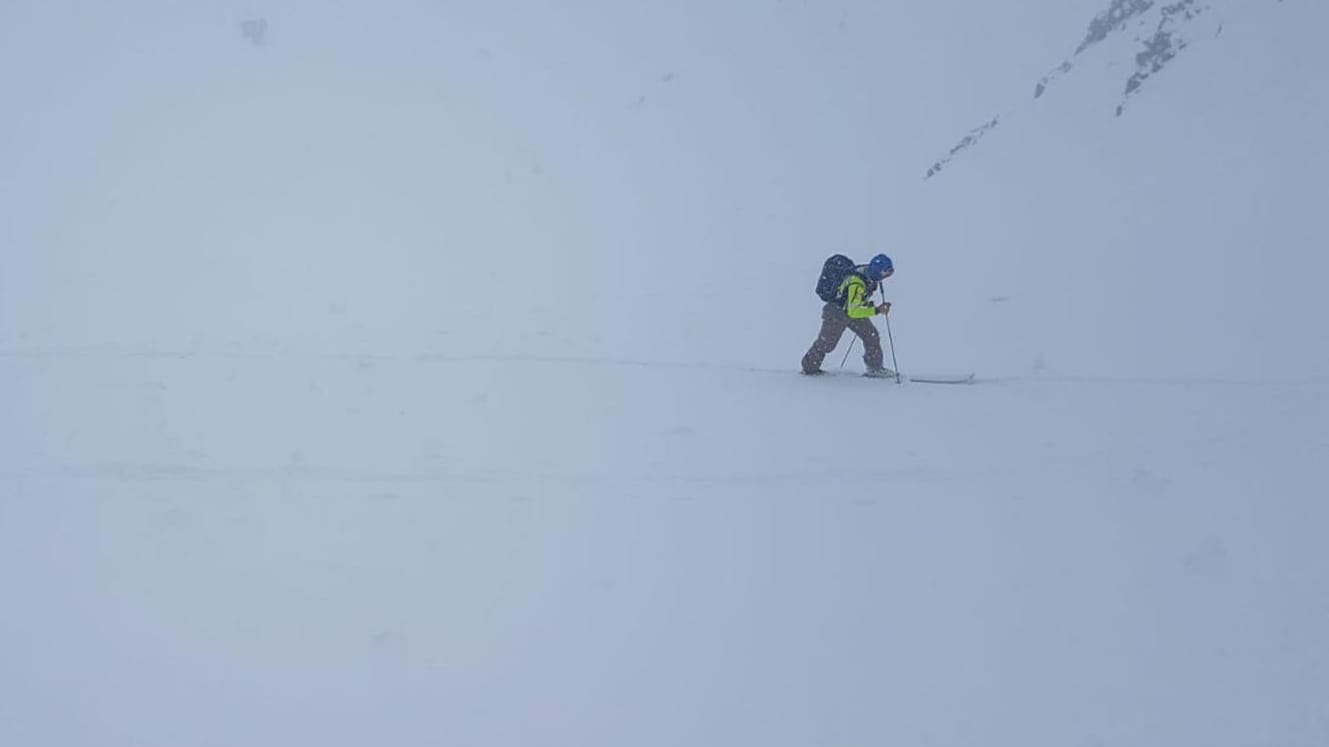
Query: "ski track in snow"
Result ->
[[4, 347, 1324, 490], [1, 346, 1318, 386]]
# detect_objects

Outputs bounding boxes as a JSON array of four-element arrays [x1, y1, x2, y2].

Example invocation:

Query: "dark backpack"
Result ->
[[815, 254, 858, 303]]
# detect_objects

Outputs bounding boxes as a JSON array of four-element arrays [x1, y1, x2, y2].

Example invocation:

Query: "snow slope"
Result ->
[[2, 1, 1327, 746]]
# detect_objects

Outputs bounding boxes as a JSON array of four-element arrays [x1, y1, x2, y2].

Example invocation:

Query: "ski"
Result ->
[[905, 373, 975, 384], [802, 370, 975, 384]]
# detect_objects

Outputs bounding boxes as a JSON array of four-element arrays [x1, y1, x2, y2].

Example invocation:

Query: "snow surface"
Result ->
[[2, 1, 1327, 746]]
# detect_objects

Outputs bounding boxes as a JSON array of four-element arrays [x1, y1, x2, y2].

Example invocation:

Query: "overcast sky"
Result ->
[[3, 3, 1328, 747]]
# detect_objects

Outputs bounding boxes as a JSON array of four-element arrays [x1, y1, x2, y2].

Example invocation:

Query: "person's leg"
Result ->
[[801, 304, 850, 373], [847, 316, 886, 371]]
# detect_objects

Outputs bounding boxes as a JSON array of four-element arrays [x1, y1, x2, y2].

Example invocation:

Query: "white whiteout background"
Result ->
[[2, 1, 1327, 745]]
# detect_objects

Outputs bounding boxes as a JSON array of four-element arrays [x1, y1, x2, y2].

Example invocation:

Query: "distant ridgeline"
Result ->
[[925, 0, 1236, 180]]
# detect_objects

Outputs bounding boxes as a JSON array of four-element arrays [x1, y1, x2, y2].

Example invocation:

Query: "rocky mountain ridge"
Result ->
[[925, 0, 1262, 179]]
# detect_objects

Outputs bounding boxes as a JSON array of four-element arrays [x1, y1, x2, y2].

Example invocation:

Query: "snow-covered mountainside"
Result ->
[[928, 0, 1265, 178], [1, 1, 1326, 746], [903, 0, 1327, 381]]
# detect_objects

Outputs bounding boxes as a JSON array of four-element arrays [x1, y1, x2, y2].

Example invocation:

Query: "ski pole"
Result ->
[[882, 289, 901, 383], [885, 314, 901, 383], [840, 336, 856, 368]]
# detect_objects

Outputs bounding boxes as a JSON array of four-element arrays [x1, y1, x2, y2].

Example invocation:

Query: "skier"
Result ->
[[801, 253, 895, 377]]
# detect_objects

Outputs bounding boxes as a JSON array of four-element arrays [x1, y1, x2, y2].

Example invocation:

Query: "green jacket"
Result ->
[[838, 273, 880, 319]]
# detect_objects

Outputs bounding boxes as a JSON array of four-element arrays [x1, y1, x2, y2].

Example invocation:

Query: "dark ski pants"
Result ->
[[802, 302, 884, 373]]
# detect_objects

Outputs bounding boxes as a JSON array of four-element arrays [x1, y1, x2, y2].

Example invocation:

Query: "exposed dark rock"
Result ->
[[1077, 0, 1156, 54], [925, 117, 999, 180]]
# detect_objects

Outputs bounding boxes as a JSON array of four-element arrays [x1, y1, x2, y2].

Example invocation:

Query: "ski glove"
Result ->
[[875, 302, 892, 316]]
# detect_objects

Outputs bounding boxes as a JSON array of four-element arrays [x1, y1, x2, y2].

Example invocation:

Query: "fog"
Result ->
[[3, 1, 1327, 745]]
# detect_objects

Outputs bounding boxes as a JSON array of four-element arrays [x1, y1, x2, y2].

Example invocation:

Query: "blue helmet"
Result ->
[[867, 253, 894, 279]]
